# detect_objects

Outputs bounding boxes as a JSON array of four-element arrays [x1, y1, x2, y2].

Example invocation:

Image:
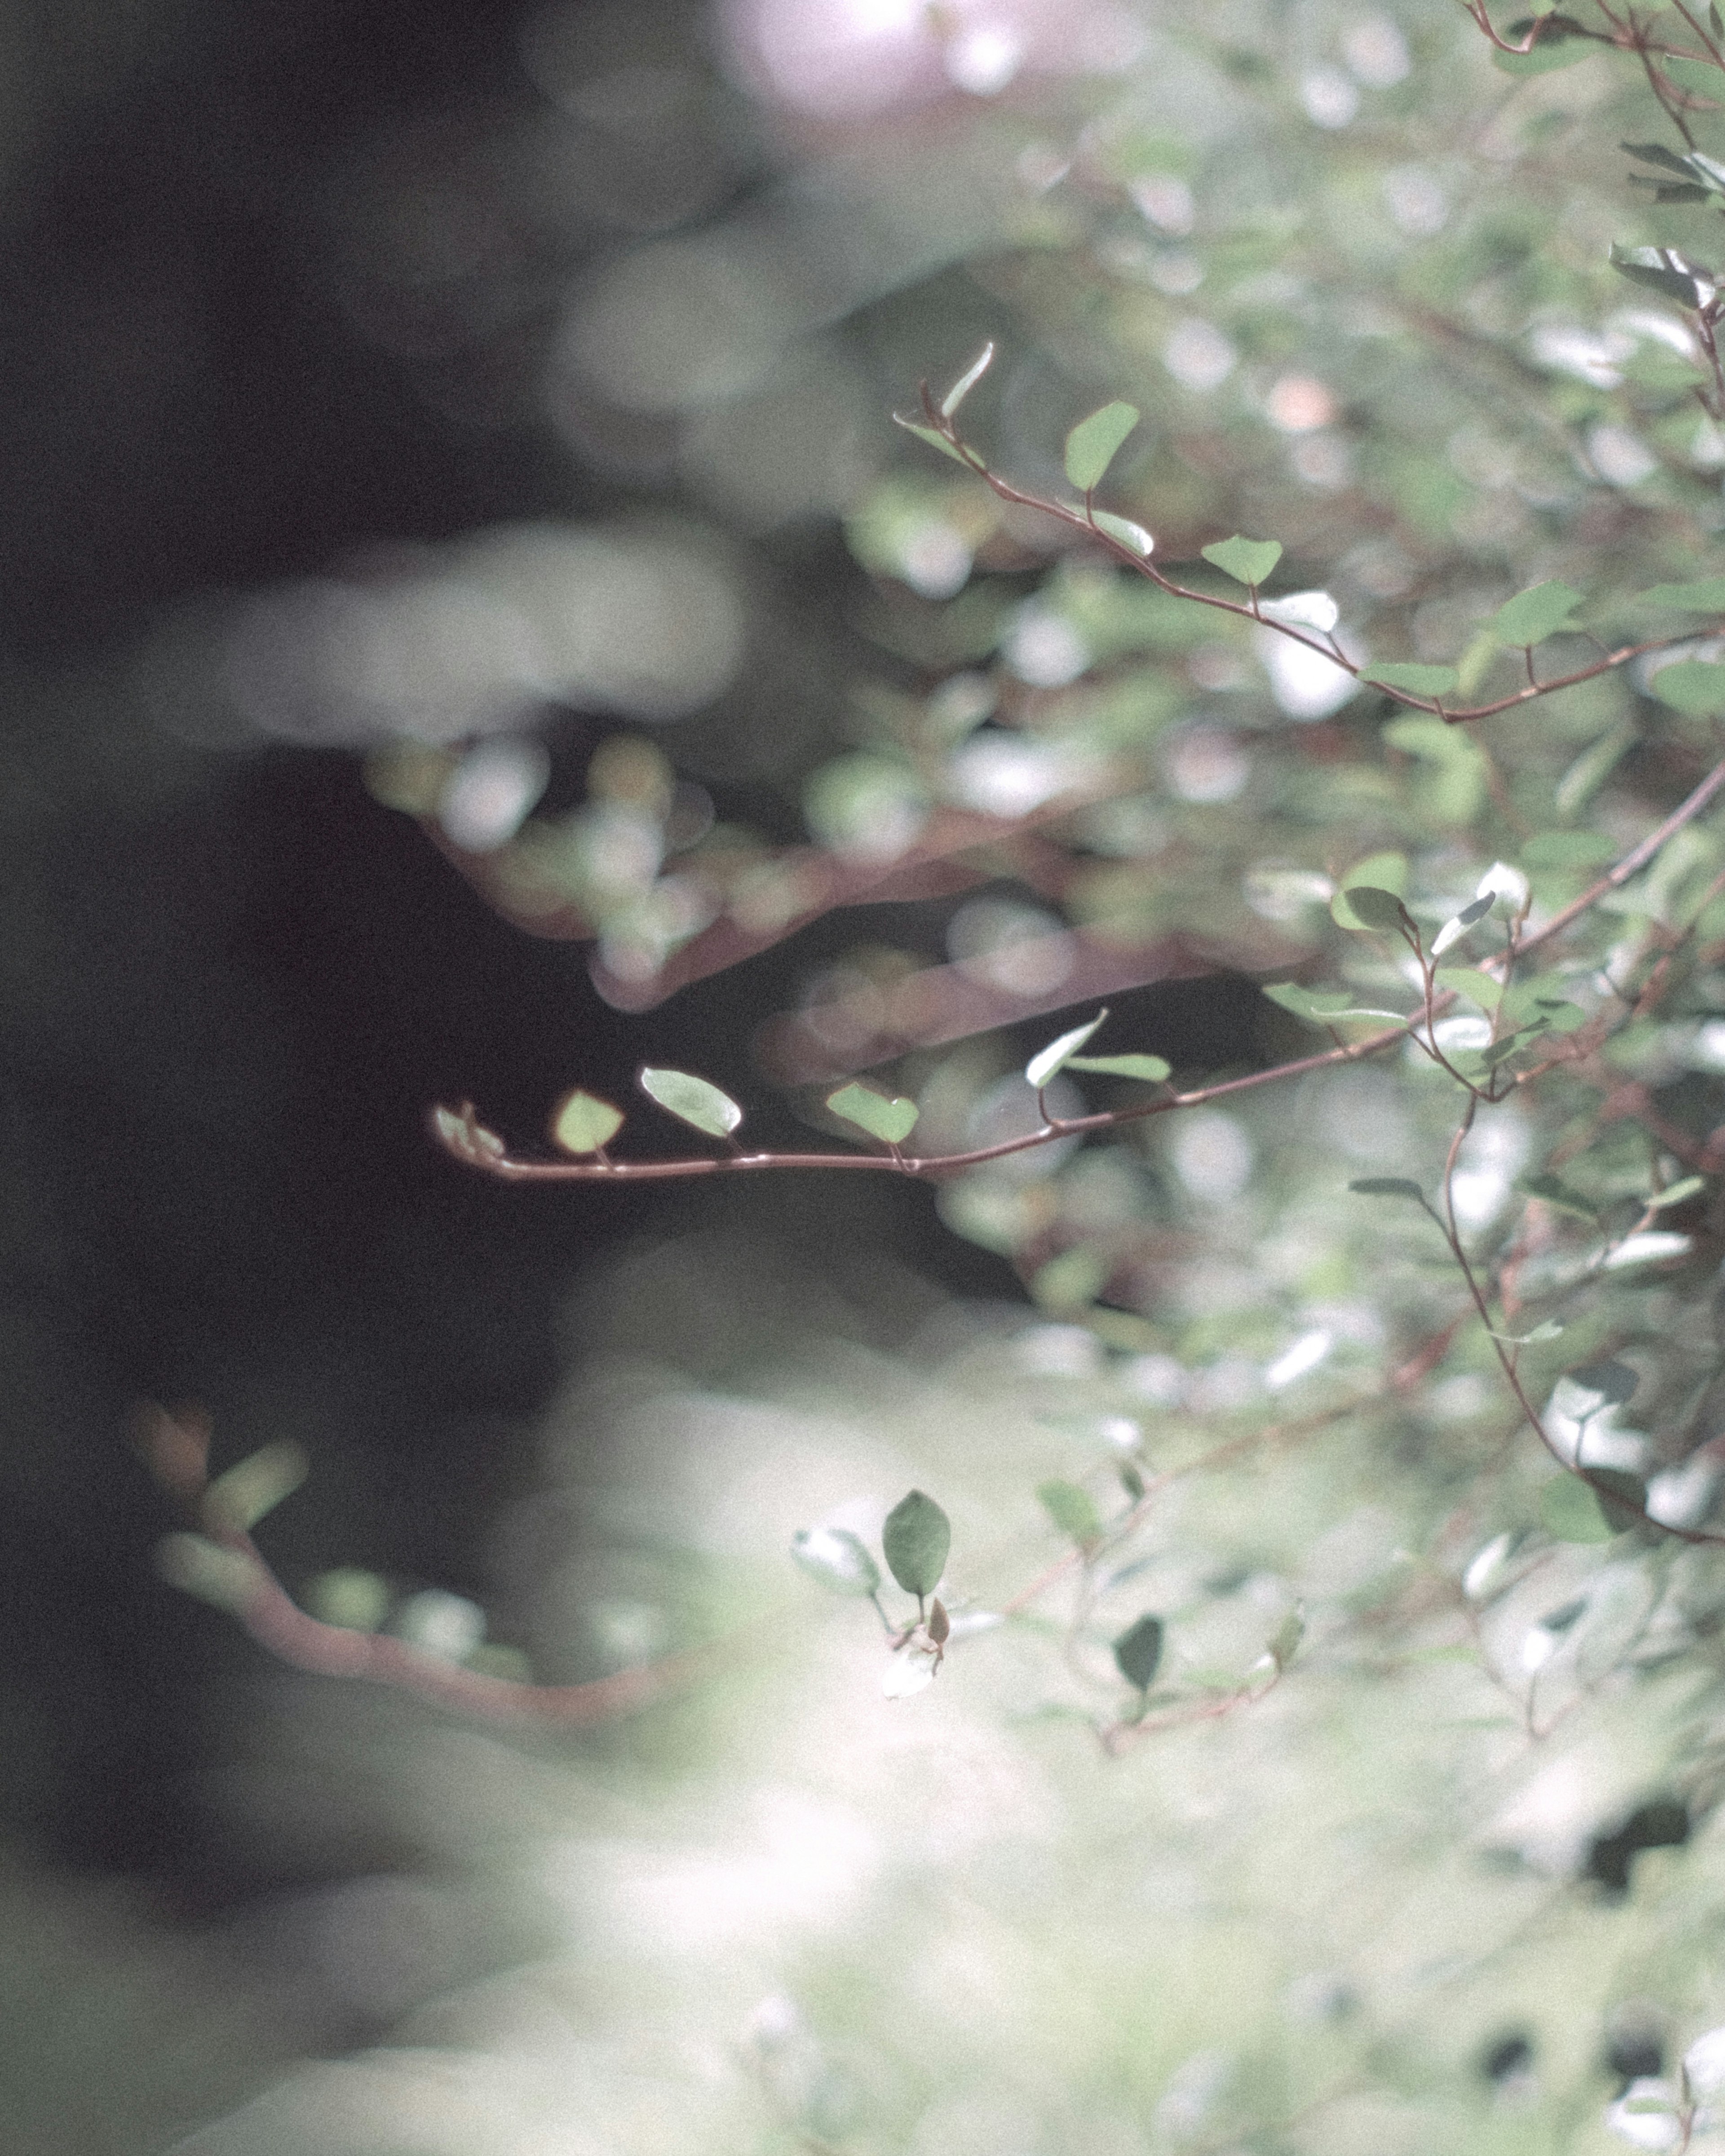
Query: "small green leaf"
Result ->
[[1329, 851, 1407, 933], [1366, 662, 1460, 696], [1433, 964, 1500, 1009], [791, 1526, 883, 1598], [1430, 894, 1496, 957], [926, 1596, 951, 1647], [882, 1489, 951, 1597], [893, 412, 973, 466], [1650, 660, 1725, 715], [1349, 1177, 1426, 1202], [940, 342, 995, 419], [1064, 1052, 1172, 1081], [1521, 828, 1619, 868], [201, 1441, 310, 1535], [155, 1532, 266, 1612], [1037, 1478, 1103, 1547], [1201, 535, 1283, 587], [1635, 577, 1725, 613], [1027, 1009, 1108, 1090], [1262, 982, 1409, 1024], [1113, 1613, 1164, 1691], [1623, 141, 1699, 177], [550, 1089, 625, 1157], [638, 1067, 743, 1139], [1650, 1175, 1707, 1211], [1494, 27, 1597, 72], [826, 1082, 919, 1145], [1541, 1476, 1615, 1543], [1065, 401, 1140, 491], [1089, 510, 1154, 557], [1555, 725, 1635, 818], [1335, 884, 1410, 932], [1609, 245, 1712, 308], [1491, 580, 1584, 646], [305, 1568, 391, 1631], [1519, 1171, 1600, 1221], [1119, 1461, 1146, 1502]]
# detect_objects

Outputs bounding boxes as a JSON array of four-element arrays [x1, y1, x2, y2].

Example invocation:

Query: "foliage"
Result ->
[[149, 2, 1725, 2150]]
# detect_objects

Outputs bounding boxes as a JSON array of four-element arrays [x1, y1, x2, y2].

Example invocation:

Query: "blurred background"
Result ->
[[12, 0, 1725, 2148]]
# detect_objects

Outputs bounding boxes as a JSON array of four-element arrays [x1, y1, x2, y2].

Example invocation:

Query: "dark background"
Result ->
[[0, 0, 1261, 1899]]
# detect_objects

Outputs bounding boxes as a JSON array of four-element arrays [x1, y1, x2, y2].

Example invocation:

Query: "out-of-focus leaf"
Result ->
[[882, 1489, 951, 1596], [1065, 401, 1140, 490], [1113, 1613, 1164, 1691], [638, 1067, 743, 1139], [1367, 663, 1460, 696], [202, 1441, 310, 1535], [1649, 660, 1725, 714], [1349, 1177, 1426, 1202], [1037, 1478, 1102, 1546], [791, 1526, 882, 1597], [550, 1089, 625, 1157], [1609, 246, 1712, 308], [1541, 1476, 1615, 1542], [1520, 1171, 1600, 1220], [1491, 581, 1584, 645], [1637, 578, 1725, 611]]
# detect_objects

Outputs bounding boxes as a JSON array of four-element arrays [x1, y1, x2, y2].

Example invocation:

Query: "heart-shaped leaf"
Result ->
[[638, 1067, 743, 1139], [550, 1089, 625, 1157], [1335, 884, 1410, 932], [1202, 535, 1283, 588], [1491, 580, 1584, 646], [1113, 1613, 1164, 1691], [827, 1082, 920, 1145], [1065, 401, 1140, 490]]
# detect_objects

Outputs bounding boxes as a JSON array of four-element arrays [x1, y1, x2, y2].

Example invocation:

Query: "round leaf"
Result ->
[[1636, 577, 1725, 612], [791, 1526, 882, 1598], [882, 1489, 951, 1597], [826, 1082, 919, 1145], [1064, 401, 1139, 491], [1113, 1613, 1164, 1691], [638, 1066, 743, 1139], [1334, 884, 1409, 932], [550, 1088, 625, 1157], [1650, 660, 1725, 715], [1201, 535, 1283, 587], [1491, 580, 1583, 646]]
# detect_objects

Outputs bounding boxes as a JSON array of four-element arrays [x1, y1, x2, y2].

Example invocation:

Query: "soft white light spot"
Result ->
[[898, 521, 973, 598], [1258, 588, 1339, 635], [1265, 1329, 1333, 1391], [1448, 1103, 1529, 1226], [1292, 434, 1354, 489], [1166, 727, 1250, 803], [1098, 1414, 1142, 1449], [1646, 1454, 1719, 1530], [883, 1643, 941, 1697], [1265, 376, 1335, 434], [1344, 17, 1411, 85], [1300, 65, 1360, 128], [947, 897, 1075, 997], [1164, 318, 1237, 392], [1257, 625, 1360, 719], [1169, 1109, 1254, 1203], [1606, 2081, 1682, 2151], [1690, 1017, 1725, 1071], [1123, 1353, 1186, 1405], [437, 737, 550, 853], [1588, 422, 1659, 488], [947, 735, 1083, 816], [1130, 173, 1194, 236], [1529, 323, 1632, 388], [1685, 2029, 1725, 2097], [1149, 250, 1204, 296], [1015, 1322, 1104, 1376], [1603, 1231, 1693, 1271], [394, 1590, 485, 1661], [1383, 165, 1448, 235], [945, 21, 1024, 94], [1002, 605, 1091, 685]]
